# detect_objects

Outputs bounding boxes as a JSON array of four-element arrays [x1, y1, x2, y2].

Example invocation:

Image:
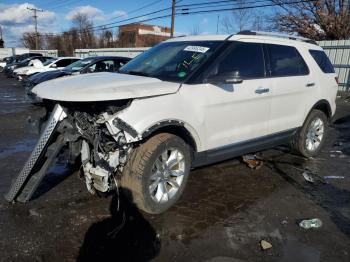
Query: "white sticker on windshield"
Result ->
[[184, 46, 210, 53]]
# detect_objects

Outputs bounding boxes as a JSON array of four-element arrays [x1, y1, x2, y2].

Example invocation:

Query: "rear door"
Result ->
[[203, 41, 272, 149], [265, 43, 311, 133]]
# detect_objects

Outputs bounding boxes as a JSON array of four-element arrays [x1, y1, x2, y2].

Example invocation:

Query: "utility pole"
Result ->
[[170, 0, 176, 37], [27, 6, 43, 50], [216, 15, 220, 34], [0, 26, 4, 48]]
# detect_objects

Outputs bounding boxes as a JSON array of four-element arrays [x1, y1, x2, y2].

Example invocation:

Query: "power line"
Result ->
[[179, 0, 315, 15], [104, 0, 163, 22], [177, 0, 270, 11], [40, 0, 316, 37], [90, 6, 172, 31], [45, 0, 86, 9]]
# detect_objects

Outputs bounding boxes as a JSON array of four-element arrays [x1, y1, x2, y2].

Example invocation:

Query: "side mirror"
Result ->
[[225, 71, 243, 84], [50, 64, 57, 68], [207, 71, 243, 84]]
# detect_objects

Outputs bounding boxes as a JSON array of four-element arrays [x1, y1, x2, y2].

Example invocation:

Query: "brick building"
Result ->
[[118, 23, 171, 47]]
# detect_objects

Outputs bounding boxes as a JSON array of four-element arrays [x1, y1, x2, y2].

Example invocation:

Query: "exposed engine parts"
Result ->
[[69, 104, 134, 194], [5, 101, 137, 202]]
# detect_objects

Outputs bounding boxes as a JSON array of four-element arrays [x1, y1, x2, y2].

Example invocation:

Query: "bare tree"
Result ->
[[99, 30, 114, 48], [271, 0, 350, 40], [221, 0, 255, 33], [22, 32, 39, 49], [251, 14, 269, 31], [72, 13, 96, 49], [190, 24, 201, 35]]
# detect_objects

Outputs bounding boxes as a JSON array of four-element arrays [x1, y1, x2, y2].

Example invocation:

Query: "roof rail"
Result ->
[[237, 30, 318, 45]]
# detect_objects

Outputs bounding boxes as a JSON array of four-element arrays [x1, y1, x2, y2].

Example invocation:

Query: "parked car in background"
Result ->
[[13, 57, 80, 80], [25, 56, 131, 93], [2, 53, 44, 76], [4, 56, 54, 78], [0, 56, 12, 71]]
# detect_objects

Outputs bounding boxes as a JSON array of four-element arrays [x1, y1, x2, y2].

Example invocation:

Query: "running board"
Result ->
[[5, 104, 67, 203]]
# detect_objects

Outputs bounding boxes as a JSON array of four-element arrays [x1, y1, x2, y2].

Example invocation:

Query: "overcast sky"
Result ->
[[0, 0, 274, 47]]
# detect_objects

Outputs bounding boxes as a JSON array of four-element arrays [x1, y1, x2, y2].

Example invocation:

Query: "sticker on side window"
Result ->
[[184, 46, 210, 53]]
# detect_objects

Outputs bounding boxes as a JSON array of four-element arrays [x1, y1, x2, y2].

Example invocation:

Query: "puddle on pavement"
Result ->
[[142, 163, 278, 244], [280, 237, 320, 262], [0, 139, 36, 159], [0, 90, 33, 114]]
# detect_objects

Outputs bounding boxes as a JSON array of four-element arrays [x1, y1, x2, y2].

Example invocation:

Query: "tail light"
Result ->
[[335, 76, 339, 85]]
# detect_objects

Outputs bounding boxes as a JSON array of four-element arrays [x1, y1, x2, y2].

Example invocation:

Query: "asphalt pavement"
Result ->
[[0, 74, 349, 262]]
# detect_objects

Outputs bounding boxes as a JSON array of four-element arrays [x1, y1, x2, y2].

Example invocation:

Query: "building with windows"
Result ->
[[118, 23, 171, 47]]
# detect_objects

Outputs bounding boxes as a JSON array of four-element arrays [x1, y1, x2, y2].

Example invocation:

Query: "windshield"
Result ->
[[119, 41, 222, 82], [42, 58, 56, 66], [64, 58, 94, 72]]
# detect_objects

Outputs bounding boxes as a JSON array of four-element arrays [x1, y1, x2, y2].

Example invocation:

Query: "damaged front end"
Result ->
[[5, 99, 138, 203]]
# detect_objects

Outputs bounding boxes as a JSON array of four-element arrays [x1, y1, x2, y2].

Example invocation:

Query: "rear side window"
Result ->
[[266, 44, 309, 77], [309, 50, 335, 73], [55, 59, 74, 67], [211, 42, 265, 79]]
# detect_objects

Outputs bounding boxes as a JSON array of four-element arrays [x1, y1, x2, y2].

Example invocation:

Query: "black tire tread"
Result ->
[[121, 133, 179, 213], [290, 109, 328, 158]]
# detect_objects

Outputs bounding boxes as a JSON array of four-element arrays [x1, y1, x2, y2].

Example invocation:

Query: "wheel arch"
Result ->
[[310, 99, 332, 120], [141, 120, 200, 153]]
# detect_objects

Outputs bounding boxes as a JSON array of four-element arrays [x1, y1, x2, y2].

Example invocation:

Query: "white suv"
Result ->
[[6, 31, 338, 214]]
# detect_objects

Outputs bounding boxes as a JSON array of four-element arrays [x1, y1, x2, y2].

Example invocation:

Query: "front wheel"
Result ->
[[291, 109, 328, 158], [121, 133, 191, 214]]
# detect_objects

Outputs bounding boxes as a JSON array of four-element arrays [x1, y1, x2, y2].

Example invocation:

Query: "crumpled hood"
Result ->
[[32, 72, 181, 102]]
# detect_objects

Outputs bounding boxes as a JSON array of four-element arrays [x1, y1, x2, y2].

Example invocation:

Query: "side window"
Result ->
[[88, 60, 114, 72], [210, 42, 265, 79], [266, 44, 309, 77], [55, 59, 74, 67], [309, 50, 335, 73], [113, 60, 127, 71]]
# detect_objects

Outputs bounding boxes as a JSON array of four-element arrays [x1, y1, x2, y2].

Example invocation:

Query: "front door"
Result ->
[[203, 41, 272, 150]]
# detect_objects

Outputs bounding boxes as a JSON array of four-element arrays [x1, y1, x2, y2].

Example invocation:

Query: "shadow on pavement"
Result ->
[[77, 192, 160, 262]]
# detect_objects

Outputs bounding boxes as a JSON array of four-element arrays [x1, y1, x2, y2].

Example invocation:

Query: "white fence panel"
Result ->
[[30, 49, 59, 57], [0, 48, 29, 59], [318, 40, 350, 92], [74, 47, 150, 58], [0, 48, 58, 59]]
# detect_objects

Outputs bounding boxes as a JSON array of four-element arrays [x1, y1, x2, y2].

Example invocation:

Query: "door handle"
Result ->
[[255, 88, 270, 94], [306, 82, 315, 87]]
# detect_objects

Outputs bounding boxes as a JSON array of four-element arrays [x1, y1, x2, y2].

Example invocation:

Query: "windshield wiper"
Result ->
[[127, 70, 152, 77]]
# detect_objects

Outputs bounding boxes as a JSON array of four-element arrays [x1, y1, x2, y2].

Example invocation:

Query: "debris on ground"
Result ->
[[242, 154, 263, 169], [302, 171, 315, 183], [260, 240, 273, 250], [299, 218, 323, 229], [29, 209, 40, 217], [301, 171, 327, 184], [324, 176, 345, 179], [330, 150, 346, 158], [281, 219, 288, 225]]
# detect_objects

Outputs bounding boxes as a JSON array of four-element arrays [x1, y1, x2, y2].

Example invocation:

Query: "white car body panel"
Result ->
[[14, 57, 79, 76], [32, 73, 181, 102], [0, 62, 6, 68], [33, 34, 338, 154]]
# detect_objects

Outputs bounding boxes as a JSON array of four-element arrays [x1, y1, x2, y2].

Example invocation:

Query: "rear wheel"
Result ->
[[291, 110, 328, 157], [121, 133, 191, 214]]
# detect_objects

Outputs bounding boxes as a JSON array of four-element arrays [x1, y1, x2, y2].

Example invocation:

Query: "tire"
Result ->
[[291, 109, 328, 158], [121, 133, 191, 214]]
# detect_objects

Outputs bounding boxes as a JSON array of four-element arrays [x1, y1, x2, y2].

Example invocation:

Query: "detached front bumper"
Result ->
[[5, 104, 67, 202]]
